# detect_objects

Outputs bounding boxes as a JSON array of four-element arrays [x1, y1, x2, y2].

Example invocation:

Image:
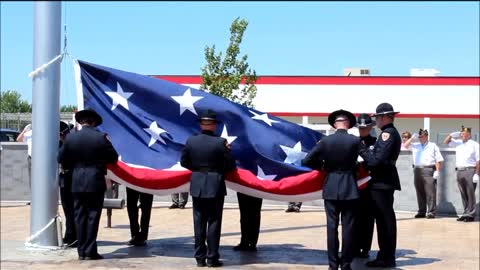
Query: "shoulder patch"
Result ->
[[382, 133, 390, 141]]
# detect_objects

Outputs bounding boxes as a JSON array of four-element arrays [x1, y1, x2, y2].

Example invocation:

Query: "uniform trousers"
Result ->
[[126, 187, 154, 241], [355, 187, 374, 254], [456, 168, 477, 218], [370, 189, 397, 264], [60, 185, 77, 243], [171, 192, 189, 207], [192, 196, 225, 263], [237, 192, 263, 247], [324, 199, 358, 269], [288, 202, 302, 209], [73, 192, 104, 257], [414, 167, 437, 216]]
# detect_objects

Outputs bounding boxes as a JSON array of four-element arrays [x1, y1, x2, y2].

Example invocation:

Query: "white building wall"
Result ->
[[180, 82, 480, 144], [252, 84, 479, 115]]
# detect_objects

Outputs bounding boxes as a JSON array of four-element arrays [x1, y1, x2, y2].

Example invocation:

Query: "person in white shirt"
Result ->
[[404, 129, 444, 219], [16, 124, 33, 186], [443, 126, 480, 222]]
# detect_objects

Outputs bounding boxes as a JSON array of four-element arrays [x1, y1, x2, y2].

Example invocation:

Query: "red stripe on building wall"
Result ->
[[269, 112, 480, 119], [152, 75, 480, 86]]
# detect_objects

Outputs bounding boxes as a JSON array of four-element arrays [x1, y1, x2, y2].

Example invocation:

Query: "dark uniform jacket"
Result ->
[[302, 129, 361, 200], [180, 130, 236, 198], [58, 140, 73, 189], [361, 135, 377, 149], [58, 126, 119, 193], [359, 123, 401, 191], [359, 134, 377, 170]]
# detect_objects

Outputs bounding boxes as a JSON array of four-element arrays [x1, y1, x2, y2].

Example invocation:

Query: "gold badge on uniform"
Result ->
[[382, 133, 390, 141]]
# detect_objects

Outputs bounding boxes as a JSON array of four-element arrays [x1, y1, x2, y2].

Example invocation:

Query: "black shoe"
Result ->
[[133, 239, 147, 246], [464, 216, 475, 222], [207, 260, 223, 267], [127, 238, 137, 245], [293, 207, 300, 213], [196, 259, 207, 267], [355, 250, 369, 258], [169, 204, 179, 209], [179, 205, 185, 209], [341, 264, 352, 270], [457, 216, 466, 221], [78, 256, 85, 260], [129, 237, 146, 246], [84, 254, 104, 260], [426, 214, 435, 219], [414, 213, 425, 218], [285, 207, 295, 213], [365, 259, 396, 268], [233, 243, 250, 251]]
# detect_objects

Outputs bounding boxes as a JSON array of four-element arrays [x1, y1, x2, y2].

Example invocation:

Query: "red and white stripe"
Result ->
[[107, 161, 370, 201]]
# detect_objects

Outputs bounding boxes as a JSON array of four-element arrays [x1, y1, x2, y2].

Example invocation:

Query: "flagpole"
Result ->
[[29, 1, 62, 247]]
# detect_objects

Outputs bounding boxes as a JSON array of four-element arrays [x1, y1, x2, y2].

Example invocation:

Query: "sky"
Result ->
[[1, 1, 479, 106]]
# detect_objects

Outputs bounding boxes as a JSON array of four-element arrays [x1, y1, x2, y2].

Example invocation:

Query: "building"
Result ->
[[410, 68, 441, 77], [343, 68, 371, 76], [152, 75, 480, 145]]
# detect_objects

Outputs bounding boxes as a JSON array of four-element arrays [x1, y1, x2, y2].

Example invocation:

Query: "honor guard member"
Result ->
[[59, 121, 77, 247], [359, 103, 401, 268], [180, 109, 237, 268], [302, 109, 361, 270], [404, 129, 444, 219], [126, 186, 153, 246], [354, 113, 377, 259], [233, 192, 262, 252], [58, 109, 119, 260], [443, 126, 480, 222]]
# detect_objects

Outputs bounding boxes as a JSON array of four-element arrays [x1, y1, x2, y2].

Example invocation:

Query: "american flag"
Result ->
[[74, 60, 369, 201]]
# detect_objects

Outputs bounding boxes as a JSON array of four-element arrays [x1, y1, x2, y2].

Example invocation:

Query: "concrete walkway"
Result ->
[[1, 202, 478, 270]]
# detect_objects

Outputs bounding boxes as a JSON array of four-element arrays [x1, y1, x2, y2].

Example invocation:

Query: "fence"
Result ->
[[0, 113, 74, 131]]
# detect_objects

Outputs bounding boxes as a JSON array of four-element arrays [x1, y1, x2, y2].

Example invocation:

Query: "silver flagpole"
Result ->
[[29, 1, 62, 247]]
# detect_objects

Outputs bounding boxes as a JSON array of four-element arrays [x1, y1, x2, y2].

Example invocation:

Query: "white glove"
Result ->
[[450, 131, 461, 138], [23, 124, 32, 132], [411, 133, 419, 140], [473, 174, 479, 183], [433, 171, 439, 179]]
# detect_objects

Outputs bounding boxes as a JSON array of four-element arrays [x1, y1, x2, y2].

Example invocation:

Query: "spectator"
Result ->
[[404, 129, 444, 219], [401, 131, 412, 150], [169, 192, 189, 209], [285, 202, 302, 213], [443, 126, 479, 222]]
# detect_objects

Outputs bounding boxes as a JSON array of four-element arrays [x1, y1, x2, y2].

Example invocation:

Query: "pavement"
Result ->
[[1, 201, 479, 270]]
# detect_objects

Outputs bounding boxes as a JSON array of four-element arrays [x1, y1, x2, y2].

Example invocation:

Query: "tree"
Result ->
[[201, 17, 258, 107], [60, 104, 77, 112], [0, 90, 32, 113]]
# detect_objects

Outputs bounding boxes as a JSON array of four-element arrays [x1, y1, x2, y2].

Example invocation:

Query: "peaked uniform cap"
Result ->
[[328, 109, 356, 129], [371, 103, 400, 116], [75, 109, 103, 127], [356, 113, 376, 128]]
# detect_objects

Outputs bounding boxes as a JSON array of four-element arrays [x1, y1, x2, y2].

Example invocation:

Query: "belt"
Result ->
[[456, 167, 475, 171], [196, 168, 218, 173], [413, 165, 435, 169]]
